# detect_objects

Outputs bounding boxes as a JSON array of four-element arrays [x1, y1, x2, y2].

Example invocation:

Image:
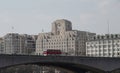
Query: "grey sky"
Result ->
[[0, 0, 120, 36]]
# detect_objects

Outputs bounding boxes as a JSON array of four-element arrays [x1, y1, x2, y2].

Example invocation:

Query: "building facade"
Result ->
[[20, 34, 37, 55], [4, 33, 21, 54], [0, 38, 4, 54], [36, 19, 95, 56], [3, 33, 36, 55], [86, 34, 120, 57]]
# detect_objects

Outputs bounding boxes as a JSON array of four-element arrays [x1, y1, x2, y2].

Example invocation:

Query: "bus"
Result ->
[[43, 49, 62, 56]]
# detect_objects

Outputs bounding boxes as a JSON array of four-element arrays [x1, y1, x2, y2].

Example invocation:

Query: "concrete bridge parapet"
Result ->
[[0, 55, 120, 73]]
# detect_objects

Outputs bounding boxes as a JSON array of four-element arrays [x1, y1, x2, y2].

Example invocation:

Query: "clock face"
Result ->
[[57, 24, 61, 29]]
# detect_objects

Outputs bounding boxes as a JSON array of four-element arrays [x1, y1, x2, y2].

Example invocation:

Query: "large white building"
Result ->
[[36, 19, 95, 56], [86, 34, 120, 57], [3, 33, 37, 55]]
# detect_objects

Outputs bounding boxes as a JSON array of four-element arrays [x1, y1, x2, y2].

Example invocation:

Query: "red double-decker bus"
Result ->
[[43, 49, 62, 56]]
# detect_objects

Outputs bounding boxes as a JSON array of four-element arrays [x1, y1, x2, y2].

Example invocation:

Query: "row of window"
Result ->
[[87, 53, 120, 56], [42, 38, 76, 42], [41, 42, 75, 45], [87, 40, 120, 45], [87, 49, 120, 52], [87, 44, 120, 48], [37, 45, 75, 49]]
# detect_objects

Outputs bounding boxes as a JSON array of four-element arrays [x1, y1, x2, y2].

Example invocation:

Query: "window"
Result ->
[[87, 46, 89, 49], [103, 49, 107, 52], [113, 49, 116, 51], [99, 46, 101, 48], [101, 36, 104, 39], [109, 53, 111, 55], [108, 40, 111, 43], [115, 34, 118, 38], [103, 41, 106, 44], [103, 45, 107, 48], [118, 53, 120, 55], [107, 35, 109, 39], [108, 45, 111, 48]]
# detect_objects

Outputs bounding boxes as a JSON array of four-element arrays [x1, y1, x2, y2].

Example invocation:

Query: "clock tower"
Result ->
[[52, 19, 72, 35]]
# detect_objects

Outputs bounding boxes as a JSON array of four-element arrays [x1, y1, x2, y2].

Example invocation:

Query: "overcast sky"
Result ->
[[0, 0, 120, 36]]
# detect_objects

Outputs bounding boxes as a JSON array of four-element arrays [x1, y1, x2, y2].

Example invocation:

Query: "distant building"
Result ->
[[3, 33, 21, 54], [86, 34, 120, 57], [36, 19, 95, 56], [3, 33, 36, 55], [0, 38, 4, 54], [19, 34, 37, 55]]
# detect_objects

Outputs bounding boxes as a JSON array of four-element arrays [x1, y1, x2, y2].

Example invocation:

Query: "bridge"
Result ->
[[0, 55, 120, 73]]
